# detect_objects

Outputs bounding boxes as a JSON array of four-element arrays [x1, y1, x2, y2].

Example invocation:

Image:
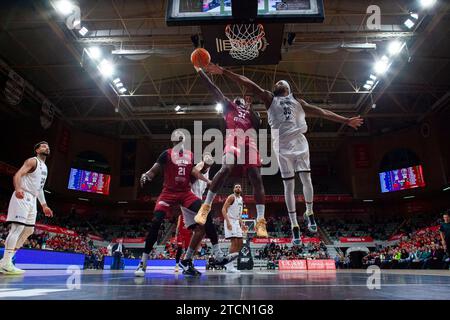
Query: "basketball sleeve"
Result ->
[[156, 150, 168, 165], [37, 188, 47, 205]]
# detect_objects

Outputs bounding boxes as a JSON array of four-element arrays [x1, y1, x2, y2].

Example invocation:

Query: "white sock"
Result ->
[[256, 204, 265, 220], [306, 202, 313, 213], [1, 249, 15, 265], [141, 253, 149, 267], [288, 212, 299, 227], [205, 191, 216, 205], [212, 244, 222, 257]]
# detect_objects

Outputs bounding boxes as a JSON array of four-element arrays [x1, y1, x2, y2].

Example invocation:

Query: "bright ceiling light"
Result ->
[[404, 19, 415, 29], [363, 84, 372, 90], [119, 87, 127, 94], [79, 27, 89, 36], [420, 0, 436, 8], [215, 103, 223, 113], [175, 105, 181, 112], [388, 40, 404, 56], [366, 80, 374, 85], [88, 47, 102, 60], [55, 0, 74, 15], [98, 59, 114, 77], [113, 78, 121, 84], [374, 56, 390, 74], [369, 74, 377, 81], [410, 13, 419, 20], [115, 82, 124, 88]]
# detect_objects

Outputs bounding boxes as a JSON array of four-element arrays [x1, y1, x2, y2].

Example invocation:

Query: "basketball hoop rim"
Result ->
[[224, 23, 265, 46]]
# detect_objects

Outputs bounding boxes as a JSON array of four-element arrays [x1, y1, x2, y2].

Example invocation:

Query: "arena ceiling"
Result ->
[[0, 0, 449, 147]]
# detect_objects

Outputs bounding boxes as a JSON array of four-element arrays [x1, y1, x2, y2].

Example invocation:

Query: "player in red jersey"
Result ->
[[193, 67, 268, 238], [135, 133, 235, 277]]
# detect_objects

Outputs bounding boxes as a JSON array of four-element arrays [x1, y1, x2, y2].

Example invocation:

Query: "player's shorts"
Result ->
[[154, 189, 199, 216], [224, 136, 261, 169], [6, 191, 37, 226], [224, 219, 243, 239], [273, 133, 310, 179], [179, 206, 198, 229], [176, 227, 192, 249]]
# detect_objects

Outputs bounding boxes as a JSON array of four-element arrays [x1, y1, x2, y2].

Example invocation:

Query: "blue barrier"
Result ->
[[0, 247, 85, 270], [0, 247, 207, 270], [103, 256, 207, 270]]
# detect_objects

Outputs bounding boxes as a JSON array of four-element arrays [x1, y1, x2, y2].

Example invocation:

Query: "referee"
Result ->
[[439, 212, 450, 262]]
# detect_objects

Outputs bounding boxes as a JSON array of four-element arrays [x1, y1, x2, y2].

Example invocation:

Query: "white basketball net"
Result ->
[[225, 24, 265, 61]]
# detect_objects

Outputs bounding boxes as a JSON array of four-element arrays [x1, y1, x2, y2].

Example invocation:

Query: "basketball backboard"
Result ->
[[166, 0, 325, 26]]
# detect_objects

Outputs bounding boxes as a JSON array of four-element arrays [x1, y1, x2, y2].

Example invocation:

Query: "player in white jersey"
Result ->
[[222, 184, 246, 273], [179, 153, 213, 230], [206, 64, 363, 244], [0, 141, 53, 275]]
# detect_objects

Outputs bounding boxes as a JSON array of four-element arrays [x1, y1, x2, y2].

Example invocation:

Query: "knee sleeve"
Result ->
[[5, 223, 25, 250], [283, 178, 296, 212], [204, 213, 218, 245], [298, 172, 314, 202], [15, 227, 35, 249], [144, 212, 165, 254]]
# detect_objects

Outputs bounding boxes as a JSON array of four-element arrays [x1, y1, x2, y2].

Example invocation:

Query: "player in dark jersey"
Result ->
[[135, 132, 235, 276], [193, 67, 268, 238]]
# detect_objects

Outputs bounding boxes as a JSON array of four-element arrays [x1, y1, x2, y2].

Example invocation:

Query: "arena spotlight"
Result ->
[[174, 105, 181, 112], [119, 87, 127, 94], [98, 59, 114, 77], [115, 82, 124, 88], [404, 19, 415, 29], [113, 78, 121, 84], [216, 103, 223, 113], [78, 26, 89, 36], [420, 0, 436, 8], [374, 56, 390, 74], [410, 13, 419, 20], [88, 47, 102, 60], [363, 84, 372, 90], [388, 40, 404, 56], [55, 0, 74, 15], [369, 74, 377, 81], [366, 80, 374, 85]]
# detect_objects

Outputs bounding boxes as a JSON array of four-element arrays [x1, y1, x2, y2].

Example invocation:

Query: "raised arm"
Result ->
[[206, 64, 273, 108], [299, 98, 364, 130], [196, 68, 229, 105]]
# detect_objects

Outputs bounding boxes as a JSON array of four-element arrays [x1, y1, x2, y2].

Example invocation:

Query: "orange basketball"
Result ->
[[191, 48, 211, 68]]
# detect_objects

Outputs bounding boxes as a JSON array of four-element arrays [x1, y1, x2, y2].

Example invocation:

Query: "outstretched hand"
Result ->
[[347, 116, 364, 130], [204, 63, 224, 75], [140, 173, 150, 188]]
